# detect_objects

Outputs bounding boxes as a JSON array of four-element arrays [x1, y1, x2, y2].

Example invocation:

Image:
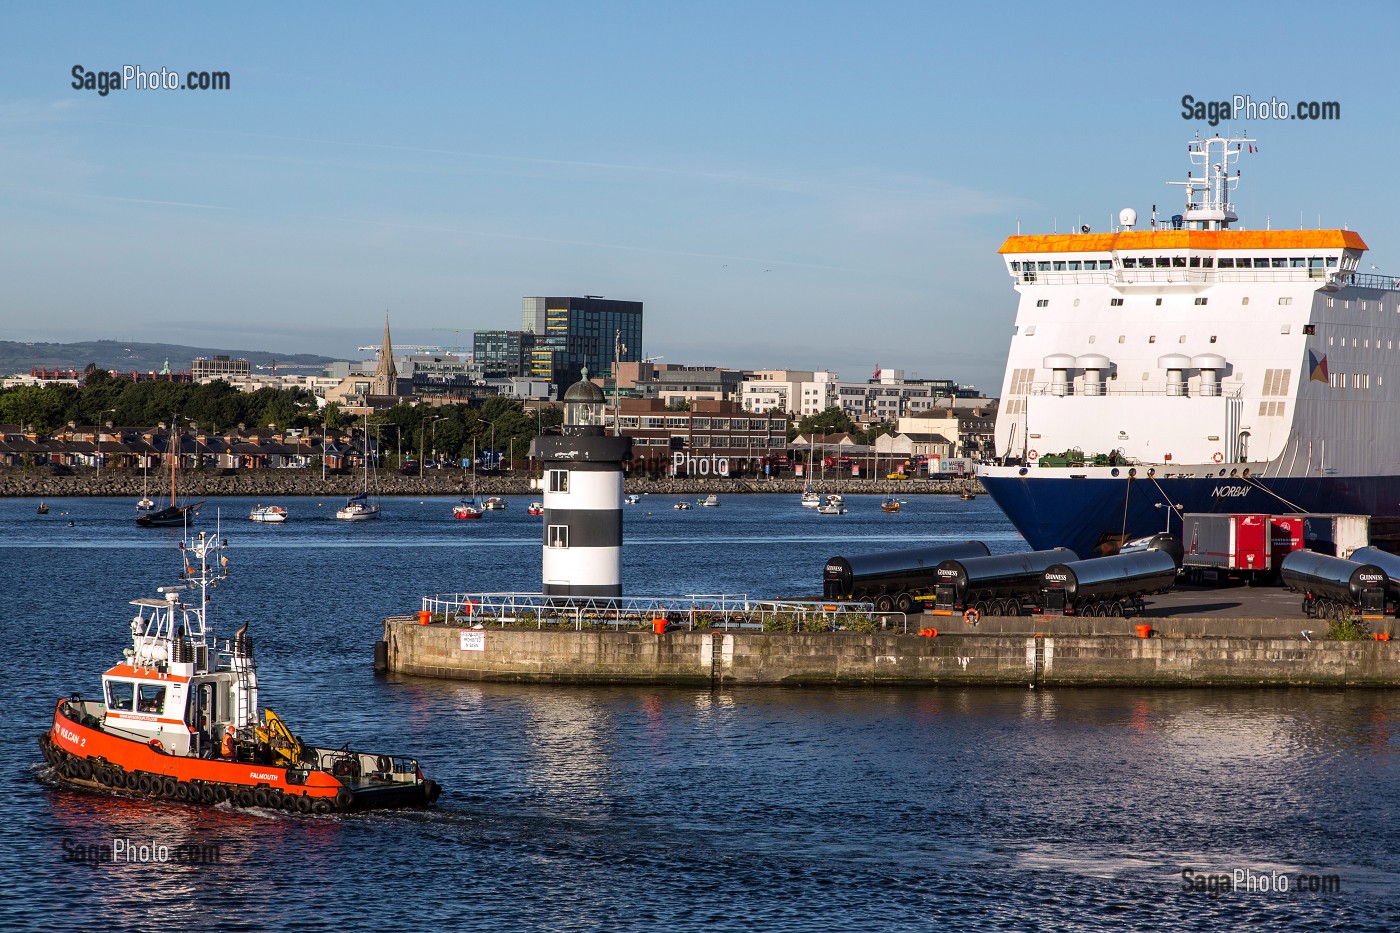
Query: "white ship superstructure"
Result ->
[[979, 136, 1400, 558]]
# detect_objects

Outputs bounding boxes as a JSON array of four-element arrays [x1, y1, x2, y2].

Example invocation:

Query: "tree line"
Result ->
[[0, 369, 562, 462]]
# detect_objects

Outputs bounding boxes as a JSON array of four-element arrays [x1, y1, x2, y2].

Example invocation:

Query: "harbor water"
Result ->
[[2, 494, 1398, 930]]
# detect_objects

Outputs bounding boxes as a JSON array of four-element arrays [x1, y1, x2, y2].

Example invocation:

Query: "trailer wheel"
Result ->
[[875, 594, 894, 612], [1108, 602, 1123, 617], [895, 593, 913, 613]]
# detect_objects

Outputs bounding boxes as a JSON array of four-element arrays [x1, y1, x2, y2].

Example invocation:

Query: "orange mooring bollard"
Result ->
[[1375, 632, 1392, 641], [652, 618, 668, 635], [1135, 624, 1152, 639], [418, 610, 432, 626]]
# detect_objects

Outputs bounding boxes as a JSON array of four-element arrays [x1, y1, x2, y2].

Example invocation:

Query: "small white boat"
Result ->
[[625, 494, 641, 505], [336, 494, 381, 521], [527, 502, 544, 515], [482, 497, 507, 510], [249, 505, 288, 523], [800, 489, 821, 508], [673, 501, 691, 510], [816, 495, 847, 515], [697, 494, 720, 507]]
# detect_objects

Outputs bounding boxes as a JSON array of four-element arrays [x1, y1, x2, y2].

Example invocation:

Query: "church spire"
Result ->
[[372, 314, 398, 396]]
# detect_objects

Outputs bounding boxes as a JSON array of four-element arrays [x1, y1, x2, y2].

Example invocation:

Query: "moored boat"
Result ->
[[880, 496, 901, 512], [36, 501, 49, 515], [39, 529, 440, 812], [249, 504, 288, 523], [482, 496, 507, 510], [697, 494, 720, 507], [527, 502, 544, 515], [817, 495, 847, 515], [453, 498, 484, 519]]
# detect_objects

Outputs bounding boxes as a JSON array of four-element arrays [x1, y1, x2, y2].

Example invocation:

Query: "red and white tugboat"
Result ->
[[39, 529, 441, 813]]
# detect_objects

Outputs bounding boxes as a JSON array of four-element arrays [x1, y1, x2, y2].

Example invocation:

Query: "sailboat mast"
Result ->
[[170, 418, 178, 506]]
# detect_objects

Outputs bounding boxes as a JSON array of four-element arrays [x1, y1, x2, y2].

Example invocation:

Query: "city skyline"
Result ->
[[4, 2, 1399, 394]]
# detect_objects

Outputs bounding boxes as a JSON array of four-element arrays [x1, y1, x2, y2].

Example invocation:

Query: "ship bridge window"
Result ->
[[105, 680, 134, 712], [1038, 261, 1051, 271], [1291, 258, 1306, 268], [1156, 258, 1173, 268], [1218, 258, 1235, 268], [1189, 257, 1201, 268], [1098, 260, 1113, 270], [1253, 259, 1270, 269], [1173, 257, 1187, 267], [1122, 258, 1137, 269], [1310, 257, 1324, 269], [138, 684, 167, 715], [1010, 261, 1021, 271], [1272, 258, 1288, 268], [1328, 257, 1339, 267], [1053, 261, 1066, 271], [1304, 325, 1316, 335], [1068, 261, 1081, 271]]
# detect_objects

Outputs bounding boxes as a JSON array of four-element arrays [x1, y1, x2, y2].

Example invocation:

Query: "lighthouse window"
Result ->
[[105, 680, 134, 712], [547, 525, 569, 549], [547, 469, 569, 494], [138, 684, 167, 715]]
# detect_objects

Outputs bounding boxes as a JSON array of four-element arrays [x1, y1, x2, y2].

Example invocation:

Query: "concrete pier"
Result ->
[[380, 617, 1400, 687]]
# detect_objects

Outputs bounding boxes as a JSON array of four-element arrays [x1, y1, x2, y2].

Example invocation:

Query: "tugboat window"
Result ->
[[106, 680, 134, 712], [138, 684, 167, 715]]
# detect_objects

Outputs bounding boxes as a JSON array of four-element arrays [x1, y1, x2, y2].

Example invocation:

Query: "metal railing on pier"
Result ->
[[418, 592, 905, 633]]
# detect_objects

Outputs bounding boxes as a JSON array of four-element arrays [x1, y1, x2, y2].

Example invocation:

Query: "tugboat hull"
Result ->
[[43, 699, 440, 813]]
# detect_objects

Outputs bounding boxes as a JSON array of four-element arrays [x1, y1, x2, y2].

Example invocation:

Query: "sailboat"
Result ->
[[800, 437, 820, 506], [136, 460, 156, 512], [335, 414, 381, 521], [453, 439, 484, 519], [135, 421, 204, 528]]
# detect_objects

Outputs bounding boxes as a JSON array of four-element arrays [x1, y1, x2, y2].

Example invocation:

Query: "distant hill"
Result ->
[[0, 340, 339, 376]]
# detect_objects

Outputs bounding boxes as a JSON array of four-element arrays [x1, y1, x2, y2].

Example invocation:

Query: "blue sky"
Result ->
[[2, 1, 1397, 392]]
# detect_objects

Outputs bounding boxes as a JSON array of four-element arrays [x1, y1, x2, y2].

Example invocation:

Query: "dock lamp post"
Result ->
[[1155, 501, 1184, 533]]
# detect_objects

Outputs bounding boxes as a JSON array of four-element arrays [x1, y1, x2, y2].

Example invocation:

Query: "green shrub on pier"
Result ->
[[1327, 615, 1371, 641]]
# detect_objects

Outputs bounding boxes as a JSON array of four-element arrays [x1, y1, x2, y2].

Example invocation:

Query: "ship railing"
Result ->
[[1013, 269, 1355, 287], [1028, 382, 1241, 399], [419, 592, 885, 633], [1343, 272, 1400, 291]]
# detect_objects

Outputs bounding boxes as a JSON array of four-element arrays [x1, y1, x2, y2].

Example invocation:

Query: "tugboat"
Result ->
[[39, 528, 441, 813], [526, 502, 544, 516]]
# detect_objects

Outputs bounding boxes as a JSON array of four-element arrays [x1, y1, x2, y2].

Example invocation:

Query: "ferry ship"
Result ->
[[979, 135, 1399, 559]]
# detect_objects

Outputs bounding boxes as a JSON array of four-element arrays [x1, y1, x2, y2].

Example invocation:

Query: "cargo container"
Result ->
[[1291, 513, 1369, 559], [1181, 513, 1277, 584]]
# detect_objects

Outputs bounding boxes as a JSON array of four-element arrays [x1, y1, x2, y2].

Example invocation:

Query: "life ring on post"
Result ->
[[963, 607, 980, 626], [1027, 450, 1038, 461]]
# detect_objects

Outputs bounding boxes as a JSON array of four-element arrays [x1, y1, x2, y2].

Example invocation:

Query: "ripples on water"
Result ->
[[2, 495, 1398, 931]]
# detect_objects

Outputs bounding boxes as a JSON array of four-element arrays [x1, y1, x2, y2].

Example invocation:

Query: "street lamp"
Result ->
[[1154, 501, 1184, 533], [97, 409, 116, 480], [421, 416, 446, 478]]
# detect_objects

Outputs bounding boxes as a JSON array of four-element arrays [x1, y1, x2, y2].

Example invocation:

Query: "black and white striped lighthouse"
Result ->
[[529, 372, 632, 597]]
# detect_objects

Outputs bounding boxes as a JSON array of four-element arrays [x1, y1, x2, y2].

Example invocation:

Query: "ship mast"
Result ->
[[1167, 134, 1253, 230]]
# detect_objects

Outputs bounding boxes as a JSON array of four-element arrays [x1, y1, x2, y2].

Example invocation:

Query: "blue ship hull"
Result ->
[[979, 471, 1400, 559]]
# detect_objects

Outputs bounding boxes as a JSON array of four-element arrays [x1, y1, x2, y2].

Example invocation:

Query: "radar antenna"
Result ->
[[1167, 134, 1254, 230]]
